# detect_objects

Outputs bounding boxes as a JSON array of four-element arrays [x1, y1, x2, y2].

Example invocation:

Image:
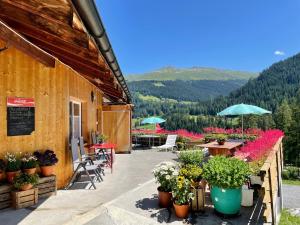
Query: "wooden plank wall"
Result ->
[[260, 137, 283, 225], [102, 105, 132, 153], [0, 39, 102, 188]]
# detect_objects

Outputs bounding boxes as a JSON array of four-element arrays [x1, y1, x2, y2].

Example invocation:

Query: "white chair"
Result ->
[[156, 135, 178, 151]]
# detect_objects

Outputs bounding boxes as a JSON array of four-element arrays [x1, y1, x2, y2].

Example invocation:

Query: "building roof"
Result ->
[[0, 0, 130, 103]]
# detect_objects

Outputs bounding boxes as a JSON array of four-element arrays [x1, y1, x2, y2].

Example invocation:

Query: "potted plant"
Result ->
[[34, 150, 58, 177], [204, 134, 215, 143], [171, 175, 194, 218], [96, 133, 108, 144], [21, 153, 38, 175], [13, 173, 39, 191], [178, 151, 204, 166], [0, 159, 5, 182], [249, 159, 264, 186], [152, 161, 177, 208], [179, 164, 206, 211], [5, 152, 21, 183], [216, 134, 227, 145], [203, 156, 250, 215]]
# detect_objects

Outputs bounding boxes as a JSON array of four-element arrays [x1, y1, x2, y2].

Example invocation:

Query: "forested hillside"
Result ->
[[128, 80, 247, 101]]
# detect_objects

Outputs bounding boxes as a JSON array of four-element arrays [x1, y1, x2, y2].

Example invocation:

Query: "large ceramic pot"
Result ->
[[6, 170, 21, 183], [24, 168, 37, 175], [211, 186, 242, 215], [20, 183, 33, 191], [40, 165, 54, 177], [173, 202, 190, 218], [158, 187, 172, 208]]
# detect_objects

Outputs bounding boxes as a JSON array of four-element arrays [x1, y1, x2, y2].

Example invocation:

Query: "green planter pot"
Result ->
[[211, 186, 242, 215]]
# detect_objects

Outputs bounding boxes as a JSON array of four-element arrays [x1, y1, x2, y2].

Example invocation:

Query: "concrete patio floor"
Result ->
[[0, 149, 177, 225], [0, 149, 297, 225]]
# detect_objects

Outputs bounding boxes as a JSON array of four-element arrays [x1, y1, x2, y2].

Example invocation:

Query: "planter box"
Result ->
[[11, 188, 38, 209], [36, 175, 57, 199], [0, 185, 12, 210], [191, 187, 205, 211]]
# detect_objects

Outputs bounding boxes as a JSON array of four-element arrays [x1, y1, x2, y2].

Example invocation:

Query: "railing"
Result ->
[[260, 137, 283, 225]]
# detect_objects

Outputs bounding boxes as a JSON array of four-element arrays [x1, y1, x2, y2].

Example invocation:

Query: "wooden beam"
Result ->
[[0, 20, 55, 67], [4, 0, 73, 24], [24, 36, 111, 81], [1, 17, 102, 65], [0, 1, 88, 48]]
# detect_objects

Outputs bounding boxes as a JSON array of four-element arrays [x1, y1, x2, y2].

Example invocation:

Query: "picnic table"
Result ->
[[88, 143, 116, 173], [197, 141, 243, 156]]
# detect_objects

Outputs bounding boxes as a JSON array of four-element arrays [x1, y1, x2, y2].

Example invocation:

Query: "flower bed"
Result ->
[[235, 129, 284, 161]]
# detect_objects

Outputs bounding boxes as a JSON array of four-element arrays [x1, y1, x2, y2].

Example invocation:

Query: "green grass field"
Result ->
[[279, 209, 300, 225], [282, 179, 300, 186]]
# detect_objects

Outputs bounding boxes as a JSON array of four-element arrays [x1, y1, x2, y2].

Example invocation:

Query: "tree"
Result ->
[[274, 99, 292, 133]]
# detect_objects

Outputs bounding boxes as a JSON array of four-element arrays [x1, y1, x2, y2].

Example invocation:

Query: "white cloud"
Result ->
[[274, 50, 285, 56]]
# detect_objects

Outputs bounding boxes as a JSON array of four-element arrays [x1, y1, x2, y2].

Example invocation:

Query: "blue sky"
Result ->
[[96, 0, 300, 75]]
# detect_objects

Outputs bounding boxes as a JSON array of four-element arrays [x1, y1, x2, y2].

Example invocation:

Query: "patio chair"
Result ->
[[65, 138, 102, 190], [79, 137, 105, 177], [156, 134, 178, 151]]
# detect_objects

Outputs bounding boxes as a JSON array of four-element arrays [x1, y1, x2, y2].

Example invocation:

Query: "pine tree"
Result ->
[[274, 99, 292, 133]]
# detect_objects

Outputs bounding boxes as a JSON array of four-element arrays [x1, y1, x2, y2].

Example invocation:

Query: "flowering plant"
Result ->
[[179, 164, 202, 187], [152, 161, 177, 192], [13, 173, 39, 190], [21, 153, 38, 169], [33, 150, 58, 166], [5, 152, 21, 172], [235, 130, 284, 161], [171, 176, 194, 205]]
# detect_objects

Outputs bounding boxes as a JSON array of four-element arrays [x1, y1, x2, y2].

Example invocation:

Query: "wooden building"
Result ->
[[0, 0, 132, 188]]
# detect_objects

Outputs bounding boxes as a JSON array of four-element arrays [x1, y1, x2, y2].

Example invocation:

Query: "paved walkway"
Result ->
[[0, 150, 177, 225], [282, 184, 300, 217]]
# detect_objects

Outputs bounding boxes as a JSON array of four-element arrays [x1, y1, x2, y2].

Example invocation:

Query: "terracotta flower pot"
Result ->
[[24, 168, 37, 175], [158, 187, 172, 208], [6, 170, 21, 183], [40, 165, 54, 177], [20, 183, 33, 191], [173, 202, 190, 218], [217, 140, 225, 145]]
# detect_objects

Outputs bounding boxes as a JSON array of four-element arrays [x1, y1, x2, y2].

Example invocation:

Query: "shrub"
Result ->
[[203, 156, 250, 189], [152, 161, 178, 192], [21, 153, 38, 169], [5, 152, 21, 172], [178, 151, 204, 166], [282, 166, 299, 180], [34, 150, 58, 166], [13, 173, 39, 190]]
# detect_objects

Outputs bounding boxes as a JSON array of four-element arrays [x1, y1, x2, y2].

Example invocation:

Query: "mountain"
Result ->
[[206, 53, 300, 114], [127, 66, 257, 81], [127, 66, 258, 102]]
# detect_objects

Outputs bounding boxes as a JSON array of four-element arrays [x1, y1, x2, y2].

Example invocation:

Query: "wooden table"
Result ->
[[197, 141, 243, 156], [88, 143, 116, 173]]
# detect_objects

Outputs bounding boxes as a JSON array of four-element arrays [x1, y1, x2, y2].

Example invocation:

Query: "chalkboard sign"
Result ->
[[7, 97, 35, 136]]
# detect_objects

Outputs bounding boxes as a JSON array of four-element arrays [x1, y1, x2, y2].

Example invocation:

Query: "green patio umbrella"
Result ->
[[141, 117, 166, 125], [217, 103, 271, 137]]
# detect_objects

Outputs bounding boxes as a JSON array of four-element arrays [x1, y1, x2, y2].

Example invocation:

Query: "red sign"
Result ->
[[7, 97, 35, 107]]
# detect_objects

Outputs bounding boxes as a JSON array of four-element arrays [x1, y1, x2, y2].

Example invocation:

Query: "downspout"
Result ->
[[72, 0, 131, 103]]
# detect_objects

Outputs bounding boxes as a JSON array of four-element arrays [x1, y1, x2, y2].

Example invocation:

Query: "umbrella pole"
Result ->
[[242, 114, 244, 143]]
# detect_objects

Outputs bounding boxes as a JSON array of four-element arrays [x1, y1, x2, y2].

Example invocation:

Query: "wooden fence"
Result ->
[[260, 137, 283, 225]]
